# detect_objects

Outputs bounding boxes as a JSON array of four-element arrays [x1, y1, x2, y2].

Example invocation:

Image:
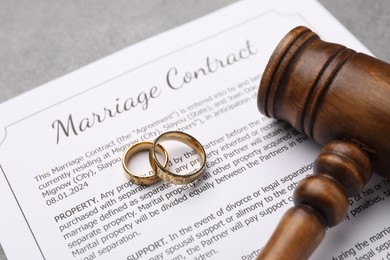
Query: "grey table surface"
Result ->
[[0, 0, 389, 259]]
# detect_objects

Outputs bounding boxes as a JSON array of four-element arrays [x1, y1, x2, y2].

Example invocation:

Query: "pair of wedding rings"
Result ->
[[122, 131, 206, 185]]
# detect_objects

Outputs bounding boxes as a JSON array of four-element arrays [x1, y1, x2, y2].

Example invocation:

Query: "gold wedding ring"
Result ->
[[122, 141, 168, 185], [151, 131, 206, 185]]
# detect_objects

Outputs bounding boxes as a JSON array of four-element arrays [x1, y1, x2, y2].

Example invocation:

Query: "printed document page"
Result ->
[[1, 0, 389, 259]]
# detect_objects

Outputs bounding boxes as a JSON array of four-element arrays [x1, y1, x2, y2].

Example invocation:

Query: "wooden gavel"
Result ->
[[256, 26, 390, 259]]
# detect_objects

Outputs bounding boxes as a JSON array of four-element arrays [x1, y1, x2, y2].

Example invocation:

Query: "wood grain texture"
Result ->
[[256, 26, 388, 259], [257, 141, 372, 259], [257, 26, 390, 178], [258, 206, 325, 260]]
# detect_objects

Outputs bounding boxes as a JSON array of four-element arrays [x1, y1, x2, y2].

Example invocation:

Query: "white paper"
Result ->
[[1, 0, 389, 259]]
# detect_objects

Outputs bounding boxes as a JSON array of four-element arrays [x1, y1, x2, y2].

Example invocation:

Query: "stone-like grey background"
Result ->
[[1, 0, 390, 104], [0, 0, 389, 259]]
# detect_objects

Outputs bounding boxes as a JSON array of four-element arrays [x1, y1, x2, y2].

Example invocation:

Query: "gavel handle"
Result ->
[[257, 140, 372, 259]]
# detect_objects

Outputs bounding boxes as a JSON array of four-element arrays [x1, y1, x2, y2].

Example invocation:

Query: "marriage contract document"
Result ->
[[1, 0, 390, 259]]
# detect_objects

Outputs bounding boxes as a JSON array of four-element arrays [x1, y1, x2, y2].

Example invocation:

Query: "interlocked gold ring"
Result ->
[[122, 141, 168, 185], [151, 131, 206, 184]]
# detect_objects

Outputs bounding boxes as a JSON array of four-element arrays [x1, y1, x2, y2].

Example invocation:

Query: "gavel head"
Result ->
[[257, 26, 390, 178]]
